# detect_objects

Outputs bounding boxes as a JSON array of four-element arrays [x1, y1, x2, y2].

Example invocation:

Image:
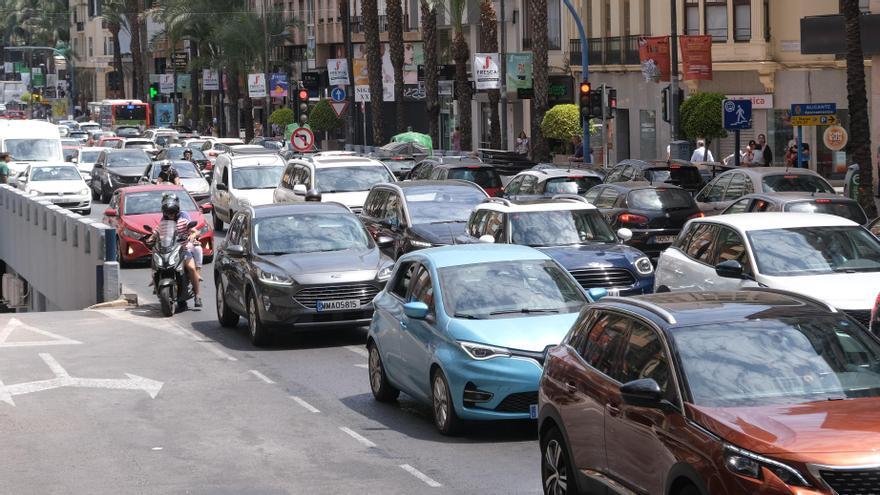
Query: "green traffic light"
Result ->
[[149, 85, 159, 100]]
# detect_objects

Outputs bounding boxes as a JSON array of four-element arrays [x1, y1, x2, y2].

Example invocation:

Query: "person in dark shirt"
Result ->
[[157, 161, 180, 185]]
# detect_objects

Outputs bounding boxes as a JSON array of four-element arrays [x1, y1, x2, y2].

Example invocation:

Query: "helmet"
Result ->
[[160, 160, 171, 169], [305, 188, 322, 202], [161, 194, 180, 220], [183, 147, 192, 155]]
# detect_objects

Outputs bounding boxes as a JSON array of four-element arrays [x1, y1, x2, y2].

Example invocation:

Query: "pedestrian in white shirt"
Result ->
[[690, 139, 714, 162]]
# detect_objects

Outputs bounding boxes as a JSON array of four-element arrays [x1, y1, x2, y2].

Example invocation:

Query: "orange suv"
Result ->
[[538, 289, 880, 495]]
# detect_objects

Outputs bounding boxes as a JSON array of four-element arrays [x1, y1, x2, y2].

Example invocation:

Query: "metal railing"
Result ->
[[572, 35, 642, 66]]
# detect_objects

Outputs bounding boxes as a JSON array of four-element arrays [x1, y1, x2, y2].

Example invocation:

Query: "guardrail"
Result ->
[[0, 185, 120, 311]]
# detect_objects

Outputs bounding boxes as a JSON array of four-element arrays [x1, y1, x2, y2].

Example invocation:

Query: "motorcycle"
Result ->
[[143, 219, 198, 317]]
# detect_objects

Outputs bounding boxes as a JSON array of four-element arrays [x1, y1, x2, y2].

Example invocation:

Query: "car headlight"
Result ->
[[79, 188, 90, 196], [28, 189, 40, 196], [634, 256, 654, 275], [167, 249, 181, 267], [409, 239, 433, 248], [122, 228, 142, 240], [723, 444, 811, 487], [459, 341, 511, 360], [376, 265, 394, 281], [258, 268, 293, 286]]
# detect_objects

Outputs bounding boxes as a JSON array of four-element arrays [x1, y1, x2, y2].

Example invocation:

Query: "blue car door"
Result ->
[[374, 262, 416, 386], [397, 264, 438, 402]]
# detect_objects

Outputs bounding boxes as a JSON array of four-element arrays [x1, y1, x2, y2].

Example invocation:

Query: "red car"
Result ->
[[102, 185, 214, 265], [97, 137, 124, 149]]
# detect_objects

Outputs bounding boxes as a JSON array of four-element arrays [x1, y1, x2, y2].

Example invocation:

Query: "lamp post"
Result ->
[[561, 0, 589, 163]]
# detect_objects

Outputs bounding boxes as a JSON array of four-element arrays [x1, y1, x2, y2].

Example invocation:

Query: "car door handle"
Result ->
[[564, 381, 577, 394], [399, 320, 407, 328], [673, 269, 684, 275], [606, 403, 621, 417]]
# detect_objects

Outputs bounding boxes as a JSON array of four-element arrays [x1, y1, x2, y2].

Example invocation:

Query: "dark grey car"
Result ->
[[695, 167, 835, 216], [89, 149, 152, 203], [721, 191, 869, 225]]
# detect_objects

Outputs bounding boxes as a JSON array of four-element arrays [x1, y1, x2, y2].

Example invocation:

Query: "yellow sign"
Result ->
[[823, 125, 848, 151], [790, 115, 838, 126]]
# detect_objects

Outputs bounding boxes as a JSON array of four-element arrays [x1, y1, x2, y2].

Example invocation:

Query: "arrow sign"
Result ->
[[331, 86, 346, 102], [331, 101, 349, 118], [291, 127, 315, 152]]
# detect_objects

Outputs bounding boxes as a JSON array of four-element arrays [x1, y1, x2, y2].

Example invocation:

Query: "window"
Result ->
[[698, 174, 732, 203], [641, 0, 651, 34], [685, 0, 700, 35], [763, 0, 770, 40], [519, 175, 538, 195], [603, 0, 612, 36], [685, 223, 718, 263], [725, 198, 751, 214], [580, 312, 630, 378], [623, 0, 631, 36], [468, 210, 487, 237], [548, 0, 562, 49], [409, 267, 435, 313], [504, 176, 523, 195], [485, 211, 505, 241], [88, 37, 94, 57], [705, 0, 728, 41], [619, 321, 673, 399], [583, 186, 602, 204], [391, 263, 415, 299], [723, 173, 747, 201], [733, 0, 750, 41], [364, 190, 389, 218], [595, 188, 620, 208], [714, 227, 750, 273], [227, 214, 245, 246]]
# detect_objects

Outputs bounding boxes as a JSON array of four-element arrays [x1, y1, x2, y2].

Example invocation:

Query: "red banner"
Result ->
[[638, 36, 671, 83], [680, 35, 713, 80]]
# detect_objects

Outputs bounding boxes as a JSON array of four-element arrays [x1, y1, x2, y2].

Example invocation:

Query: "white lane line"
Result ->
[[339, 426, 377, 448], [345, 345, 369, 358], [199, 341, 238, 361], [399, 464, 442, 488], [248, 369, 275, 384], [290, 396, 321, 413], [40, 353, 71, 378], [353, 363, 368, 369]]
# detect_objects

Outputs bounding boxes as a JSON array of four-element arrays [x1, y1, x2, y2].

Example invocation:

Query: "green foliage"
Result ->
[[540, 104, 582, 141], [269, 108, 295, 128], [679, 92, 727, 143], [308, 99, 343, 132]]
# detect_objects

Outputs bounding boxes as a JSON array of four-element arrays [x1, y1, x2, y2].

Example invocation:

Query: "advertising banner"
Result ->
[[155, 103, 175, 127], [327, 59, 349, 86], [638, 36, 671, 82], [680, 35, 713, 80], [506, 53, 533, 91], [177, 74, 192, 95], [248, 73, 267, 98], [269, 73, 289, 98], [474, 53, 501, 90], [202, 69, 219, 90], [354, 85, 371, 102], [159, 74, 175, 94]]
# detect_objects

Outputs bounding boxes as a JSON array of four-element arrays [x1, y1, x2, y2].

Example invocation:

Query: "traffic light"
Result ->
[[661, 86, 670, 123], [578, 81, 591, 121], [605, 87, 617, 120], [589, 90, 603, 121], [149, 83, 160, 101], [296, 86, 309, 124]]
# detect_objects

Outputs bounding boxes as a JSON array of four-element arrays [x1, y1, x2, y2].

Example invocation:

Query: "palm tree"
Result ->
[[842, 0, 877, 216], [102, 0, 127, 97], [387, 0, 405, 132], [449, 0, 471, 151], [421, 0, 439, 145], [479, 0, 500, 149], [125, 0, 146, 100], [528, 0, 549, 161], [362, 0, 384, 144]]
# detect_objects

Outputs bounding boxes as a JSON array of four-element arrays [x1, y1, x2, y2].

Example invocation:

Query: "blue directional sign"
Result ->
[[790, 103, 836, 116], [331, 87, 346, 102], [723, 99, 752, 130]]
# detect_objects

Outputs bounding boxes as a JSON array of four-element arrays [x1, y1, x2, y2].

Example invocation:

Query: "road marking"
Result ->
[[199, 342, 237, 361], [248, 369, 275, 384], [345, 345, 368, 358], [339, 426, 377, 448], [0, 318, 82, 348], [354, 363, 368, 369], [400, 464, 442, 487], [290, 396, 321, 413], [0, 353, 163, 406]]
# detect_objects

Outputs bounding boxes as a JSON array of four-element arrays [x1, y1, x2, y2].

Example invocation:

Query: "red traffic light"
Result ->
[[579, 82, 591, 94], [297, 89, 309, 101]]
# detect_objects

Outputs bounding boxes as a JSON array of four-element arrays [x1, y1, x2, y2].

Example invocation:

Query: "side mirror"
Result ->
[[403, 301, 429, 319], [617, 227, 633, 242], [142, 224, 153, 232], [201, 203, 213, 213], [387, 216, 400, 228], [225, 244, 246, 258], [293, 183, 307, 195], [186, 220, 198, 230], [376, 235, 394, 247], [715, 259, 745, 279], [587, 287, 608, 302], [216, 182, 228, 191], [478, 235, 496, 244], [620, 378, 664, 408], [104, 208, 117, 217]]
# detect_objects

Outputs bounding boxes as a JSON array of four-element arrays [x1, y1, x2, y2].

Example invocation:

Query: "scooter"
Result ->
[[143, 219, 197, 317]]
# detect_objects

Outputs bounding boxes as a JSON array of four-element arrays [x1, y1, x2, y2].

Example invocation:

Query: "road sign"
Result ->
[[722, 99, 752, 130], [791, 103, 836, 117], [291, 127, 315, 152], [331, 86, 346, 102], [330, 101, 348, 117], [790, 115, 839, 126], [823, 125, 848, 151]]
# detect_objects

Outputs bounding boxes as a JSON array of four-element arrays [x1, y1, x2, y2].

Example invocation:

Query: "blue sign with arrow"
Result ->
[[723, 99, 752, 130], [331, 87, 346, 102]]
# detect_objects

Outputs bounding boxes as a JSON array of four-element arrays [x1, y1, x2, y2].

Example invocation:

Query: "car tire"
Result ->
[[117, 242, 128, 268], [246, 291, 271, 347], [216, 279, 239, 328], [541, 426, 578, 495], [677, 485, 701, 495], [431, 369, 461, 435], [213, 212, 223, 231], [100, 184, 110, 203], [368, 342, 400, 402], [656, 285, 671, 293]]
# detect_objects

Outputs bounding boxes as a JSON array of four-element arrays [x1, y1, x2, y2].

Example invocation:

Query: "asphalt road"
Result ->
[[82, 199, 543, 494]]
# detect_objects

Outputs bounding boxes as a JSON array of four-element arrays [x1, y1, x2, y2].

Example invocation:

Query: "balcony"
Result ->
[[572, 35, 641, 66]]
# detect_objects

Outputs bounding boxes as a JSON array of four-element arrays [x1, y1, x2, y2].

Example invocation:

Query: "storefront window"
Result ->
[[640, 110, 657, 160], [769, 109, 794, 166]]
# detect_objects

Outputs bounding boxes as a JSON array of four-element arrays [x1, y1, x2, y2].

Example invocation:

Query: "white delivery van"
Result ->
[[0, 120, 64, 178]]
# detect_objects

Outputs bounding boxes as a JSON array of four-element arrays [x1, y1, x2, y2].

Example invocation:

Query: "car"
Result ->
[[654, 212, 880, 327], [274, 154, 396, 213], [155, 146, 210, 177], [584, 182, 704, 259], [89, 149, 152, 202], [14, 164, 91, 214], [460, 197, 655, 295], [503, 168, 604, 201], [62, 143, 79, 163], [102, 185, 213, 265], [370, 141, 430, 179], [201, 137, 244, 161], [603, 159, 704, 194], [539, 288, 880, 495], [143, 128, 179, 143], [426, 162, 503, 197], [214, 202, 394, 345], [68, 131, 89, 143], [57, 125, 71, 137], [721, 191, 869, 225], [695, 167, 835, 216], [115, 126, 142, 138], [367, 244, 595, 434], [209, 147, 286, 230], [0, 119, 65, 177], [359, 180, 489, 259], [250, 136, 283, 150], [77, 122, 100, 133], [97, 136, 124, 149], [123, 138, 161, 158], [74, 147, 103, 183], [406, 155, 482, 180], [141, 160, 211, 205]]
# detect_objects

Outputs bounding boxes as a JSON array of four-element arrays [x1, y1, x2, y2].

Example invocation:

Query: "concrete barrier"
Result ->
[[0, 185, 120, 311]]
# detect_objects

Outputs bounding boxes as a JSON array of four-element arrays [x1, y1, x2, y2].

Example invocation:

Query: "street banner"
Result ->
[[177, 74, 192, 96], [269, 73, 288, 98], [353, 58, 369, 86], [354, 85, 371, 102], [155, 103, 175, 127], [474, 53, 501, 90], [680, 35, 713, 80], [638, 36, 671, 82], [202, 69, 219, 90], [159, 74, 175, 94], [328, 59, 349, 86], [506, 53, 533, 91], [248, 73, 267, 98]]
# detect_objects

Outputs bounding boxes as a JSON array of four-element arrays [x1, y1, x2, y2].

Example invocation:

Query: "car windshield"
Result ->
[[231, 166, 284, 189], [510, 209, 617, 246], [645, 166, 702, 185], [107, 151, 151, 168], [785, 200, 868, 225], [31, 166, 81, 181], [315, 165, 394, 193], [672, 317, 880, 407], [61, 139, 80, 147], [253, 213, 371, 254], [123, 191, 197, 215], [152, 162, 202, 179], [102, 140, 123, 149], [126, 142, 155, 150], [439, 260, 586, 319], [446, 167, 501, 188], [4, 139, 62, 161], [79, 151, 101, 163], [116, 128, 141, 137], [405, 186, 487, 224], [762, 174, 834, 193], [627, 188, 696, 211], [544, 176, 602, 195], [748, 226, 880, 276]]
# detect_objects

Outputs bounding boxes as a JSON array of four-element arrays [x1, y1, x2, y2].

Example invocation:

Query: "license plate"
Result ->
[[316, 299, 360, 312], [529, 404, 538, 419], [653, 235, 676, 244]]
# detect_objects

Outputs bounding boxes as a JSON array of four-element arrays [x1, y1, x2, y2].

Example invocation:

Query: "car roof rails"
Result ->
[[551, 194, 591, 204], [482, 197, 512, 206], [599, 297, 678, 324], [741, 287, 838, 313]]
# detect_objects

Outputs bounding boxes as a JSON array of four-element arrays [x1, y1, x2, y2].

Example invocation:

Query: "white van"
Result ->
[[210, 149, 285, 230], [0, 120, 64, 177]]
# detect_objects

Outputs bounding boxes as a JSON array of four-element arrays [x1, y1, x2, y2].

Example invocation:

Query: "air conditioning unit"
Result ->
[[1, 274, 26, 308]]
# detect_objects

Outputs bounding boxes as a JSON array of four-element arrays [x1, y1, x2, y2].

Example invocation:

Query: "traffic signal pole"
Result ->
[[562, 0, 590, 164]]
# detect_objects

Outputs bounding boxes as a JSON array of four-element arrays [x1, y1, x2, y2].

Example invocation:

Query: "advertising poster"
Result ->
[[159, 74, 175, 94], [327, 59, 349, 86], [638, 36, 671, 82], [269, 73, 289, 98], [506, 53, 533, 91], [473, 53, 501, 90], [202, 69, 219, 90], [355, 43, 424, 101], [177, 74, 192, 96], [680, 35, 713, 80], [248, 73, 267, 98], [155, 103, 175, 127]]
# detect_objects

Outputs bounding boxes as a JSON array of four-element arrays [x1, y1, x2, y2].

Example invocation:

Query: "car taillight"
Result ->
[[815, 199, 831, 203], [205, 161, 214, 170], [687, 212, 705, 220], [619, 213, 649, 225]]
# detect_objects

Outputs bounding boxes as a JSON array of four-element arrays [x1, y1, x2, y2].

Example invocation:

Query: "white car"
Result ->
[[122, 138, 160, 158], [15, 164, 92, 214], [201, 137, 244, 160], [654, 212, 880, 327], [74, 146, 104, 183], [209, 149, 285, 230]]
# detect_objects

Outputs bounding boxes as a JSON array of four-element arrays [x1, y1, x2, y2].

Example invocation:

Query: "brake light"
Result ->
[[783, 175, 798, 179], [669, 164, 681, 169], [815, 199, 831, 203], [619, 213, 649, 225], [687, 212, 705, 220], [205, 161, 214, 170]]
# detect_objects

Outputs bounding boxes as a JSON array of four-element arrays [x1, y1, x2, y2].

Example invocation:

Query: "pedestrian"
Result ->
[[754, 133, 772, 166], [515, 131, 529, 154], [784, 142, 806, 167], [451, 126, 462, 152], [572, 135, 584, 161], [690, 139, 715, 162], [0, 153, 10, 184], [740, 140, 756, 166]]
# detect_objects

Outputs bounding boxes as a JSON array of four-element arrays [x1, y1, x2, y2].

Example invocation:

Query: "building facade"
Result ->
[[69, 0, 123, 106]]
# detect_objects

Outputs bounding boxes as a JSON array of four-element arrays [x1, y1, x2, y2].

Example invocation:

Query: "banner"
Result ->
[[159, 74, 175, 94], [327, 59, 349, 86], [177, 74, 192, 95], [474, 53, 501, 90], [354, 85, 371, 102], [506, 53, 533, 91], [680, 35, 713, 80], [638, 36, 671, 82], [248, 73, 267, 98], [155, 103, 175, 127], [202, 69, 219, 90], [269, 73, 289, 98]]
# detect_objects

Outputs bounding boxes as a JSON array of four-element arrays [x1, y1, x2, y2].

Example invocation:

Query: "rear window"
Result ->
[[447, 167, 501, 188], [627, 188, 696, 211], [544, 176, 602, 195], [785, 200, 868, 225], [645, 166, 702, 186], [762, 174, 834, 194]]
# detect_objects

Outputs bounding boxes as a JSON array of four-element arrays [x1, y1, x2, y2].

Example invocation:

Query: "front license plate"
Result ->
[[529, 404, 538, 419], [652, 235, 676, 244], [316, 299, 360, 312]]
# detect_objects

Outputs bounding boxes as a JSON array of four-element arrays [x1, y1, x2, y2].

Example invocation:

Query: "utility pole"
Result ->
[[262, 0, 271, 137], [562, 0, 589, 163], [343, 0, 357, 145], [669, 0, 680, 142], [499, 0, 508, 150]]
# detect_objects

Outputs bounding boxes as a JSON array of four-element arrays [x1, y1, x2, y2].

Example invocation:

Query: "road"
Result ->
[[70, 199, 544, 494]]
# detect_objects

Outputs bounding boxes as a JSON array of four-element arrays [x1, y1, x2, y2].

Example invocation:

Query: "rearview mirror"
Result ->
[[403, 301, 429, 319], [216, 182, 228, 191], [104, 208, 117, 217], [715, 260, 745, 279], [376, 235, 394, 247], [478, 235, 496, 244], [293, 184, 307, 195], [201, 203, 213, 213], [617, 228, 633, 242], [620, 378, 664, 408], [225, 244, 245, 258]]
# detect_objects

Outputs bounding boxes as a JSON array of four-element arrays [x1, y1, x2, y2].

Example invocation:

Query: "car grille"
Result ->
[[293, 283, 380, 309], [114, 175, 141, 185], [569, 267, 636, 290], [820, 468, 880, 495], [844, 310, 872, 329], [494, 391, 538, 413]]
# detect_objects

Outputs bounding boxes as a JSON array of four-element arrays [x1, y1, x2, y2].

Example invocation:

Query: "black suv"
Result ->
[[89, 149, 152, 202], [604, 159, 704, 194]]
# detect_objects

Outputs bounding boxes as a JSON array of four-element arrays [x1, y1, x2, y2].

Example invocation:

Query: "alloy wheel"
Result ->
[[433, 374, 449, 430], [248, 297, 258, 339], [543, 439, 568, 495], [369, 346, 382, 393]]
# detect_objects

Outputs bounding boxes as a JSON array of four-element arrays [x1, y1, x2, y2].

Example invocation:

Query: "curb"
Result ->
[[86, 299, 131, 310]]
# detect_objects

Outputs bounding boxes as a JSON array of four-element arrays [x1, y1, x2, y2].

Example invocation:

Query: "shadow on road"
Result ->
[[188, 319, 369, 353]]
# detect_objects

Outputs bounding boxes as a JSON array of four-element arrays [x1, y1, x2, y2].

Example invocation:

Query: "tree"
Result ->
[[449, 0, 472, 151], [679, 92, 727, 148], [528, 0, 549, 160], [124, 0, 145, 99], [387, 0, 405, 132], [421, 0, 439, 145], [268, 108, 295, 128], [842, 0, 877, 217], [362, 0, 384, 144], [102, 0, 127, 97], [308, 99, 344, 132], [540, 104, 582, 140], [479, 0, 500, 149]]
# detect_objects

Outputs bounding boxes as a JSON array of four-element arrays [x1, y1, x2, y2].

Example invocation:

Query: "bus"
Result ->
[[98, 99, 150, 130]]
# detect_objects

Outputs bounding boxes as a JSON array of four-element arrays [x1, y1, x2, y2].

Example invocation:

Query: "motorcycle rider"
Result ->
[[182, 147, 195, 164], [156, 160, 181, 186], [148, 194, 202, 308]]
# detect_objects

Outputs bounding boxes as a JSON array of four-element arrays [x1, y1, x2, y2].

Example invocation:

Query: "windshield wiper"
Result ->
[[453, 312, 483, 320], [489, 308, 560, 316]]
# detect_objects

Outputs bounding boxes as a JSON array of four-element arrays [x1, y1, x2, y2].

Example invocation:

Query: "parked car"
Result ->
[[654, 212, 880, 327], [15, 164, 91, 214], [721, 191, 869, 224], [460, 196, 654, 295], [102, 185, 213, 265], [90, 149, 152, 202], [368, 244, 596, 434], [427, 162, 503, 197], [209, 148, 286, 230], [141, 160, 211, 205], [584, 182, 704, 259], [73, 147, 104, 183], [539, 288, 880, 495], [603, 159, 704, 194], [406, 156, 483, 181], [695, 167, 835, 216], [214, 202, 393, 345], [359, 180, 488, 259], [503, 168, 604, 201]]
